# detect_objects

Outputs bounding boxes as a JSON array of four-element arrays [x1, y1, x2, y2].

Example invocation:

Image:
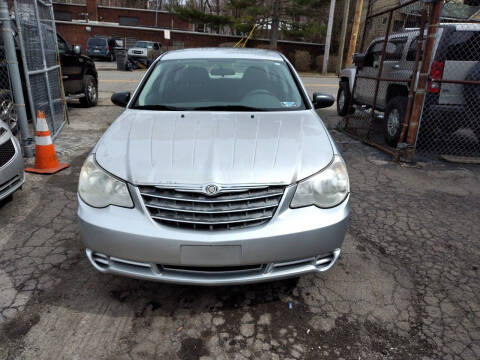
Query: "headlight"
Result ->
[[291, 155, 349, 209], [78, 154, 133, 208]]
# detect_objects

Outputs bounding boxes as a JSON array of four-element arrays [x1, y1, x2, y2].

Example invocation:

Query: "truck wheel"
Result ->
[[384, 96, 407, 147], [0, 91, 18, 135], [337, 81, 353, 116], [79, 75, 98, 108]]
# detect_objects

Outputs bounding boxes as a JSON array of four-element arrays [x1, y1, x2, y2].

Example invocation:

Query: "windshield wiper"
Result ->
[[133, 104, 185, 111], [192, 105, 267, 112]]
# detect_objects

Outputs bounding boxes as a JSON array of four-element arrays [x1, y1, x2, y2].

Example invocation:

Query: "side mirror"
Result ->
[[353, 53, 365, 69], [111, 91, 131, 107], [312, 92, 335, 109], [73, 45, 82, 55]]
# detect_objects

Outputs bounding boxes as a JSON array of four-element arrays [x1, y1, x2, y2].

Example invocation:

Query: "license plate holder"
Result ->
[[180, 245, 242, 265]]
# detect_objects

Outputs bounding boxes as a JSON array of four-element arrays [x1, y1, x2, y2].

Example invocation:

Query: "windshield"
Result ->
[[87, 38, 106, 46], [133, 58, 307, 111], [135, 41, 153, 49]]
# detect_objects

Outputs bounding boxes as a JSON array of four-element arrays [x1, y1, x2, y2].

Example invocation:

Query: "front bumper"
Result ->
[[0, 136, 24, 201], [78, 185, 349, 285]]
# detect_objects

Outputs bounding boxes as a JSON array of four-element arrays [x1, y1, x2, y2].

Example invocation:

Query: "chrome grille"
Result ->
[[139, 185, 286, 231]]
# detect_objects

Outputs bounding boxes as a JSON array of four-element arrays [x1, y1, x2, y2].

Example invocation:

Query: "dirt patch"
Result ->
[[2, 312, 40, 340]]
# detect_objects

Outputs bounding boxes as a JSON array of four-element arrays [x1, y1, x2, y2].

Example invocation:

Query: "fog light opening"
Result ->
[[91, 251, 110, 269], [315, 249, 341, 271]]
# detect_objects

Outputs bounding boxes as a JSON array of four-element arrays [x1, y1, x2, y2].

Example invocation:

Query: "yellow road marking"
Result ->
[[100, 79, 139, 83]]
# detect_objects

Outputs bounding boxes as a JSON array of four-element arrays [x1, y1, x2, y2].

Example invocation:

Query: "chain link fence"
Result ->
[[339, 0, 428, 157], [0, 36, 17, 133], [14, 0, 67, 138], [416, 22, 480, 160], [339, 0, 480, 162]]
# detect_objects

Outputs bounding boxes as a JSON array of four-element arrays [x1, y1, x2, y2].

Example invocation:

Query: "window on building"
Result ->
[[119, 16, 139, 26], [54, 11, 72, 22]]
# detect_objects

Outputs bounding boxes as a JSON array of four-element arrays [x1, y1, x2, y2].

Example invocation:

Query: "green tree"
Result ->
[[227, 0, 328, 46]]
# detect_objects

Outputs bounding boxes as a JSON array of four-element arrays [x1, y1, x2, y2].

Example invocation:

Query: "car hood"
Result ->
[[95, 110, 334, 186]]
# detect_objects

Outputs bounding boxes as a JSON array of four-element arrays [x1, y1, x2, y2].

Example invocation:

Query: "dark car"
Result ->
[[0, 30, 99, 134], [57, 34, 98, 107], [86, 36, 118, 61]]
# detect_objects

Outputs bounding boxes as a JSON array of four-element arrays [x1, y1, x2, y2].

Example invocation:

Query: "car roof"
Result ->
[[161, 48, 285, 61]]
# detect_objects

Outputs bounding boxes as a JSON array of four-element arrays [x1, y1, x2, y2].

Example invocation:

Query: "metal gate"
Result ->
[[0, 34, 17, 133], [340, 0, 480, 162], [14, 0, 66, 138], [340, 0, 428, 159]]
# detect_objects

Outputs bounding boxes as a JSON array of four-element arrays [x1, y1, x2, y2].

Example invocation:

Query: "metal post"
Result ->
[[404, 0, 443, 162], [13, 0, 38, 129], [0, 0, 34, 157], [395, 2, 428, 160], [323, 0, 336, 75], [33, 0, 57, 134], [345, 0, 364, 68], [336, 0, 351, 74], [366, 10, 393, 139]]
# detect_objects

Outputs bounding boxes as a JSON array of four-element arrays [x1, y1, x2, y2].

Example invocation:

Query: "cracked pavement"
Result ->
[[0, 74, 479, 359]]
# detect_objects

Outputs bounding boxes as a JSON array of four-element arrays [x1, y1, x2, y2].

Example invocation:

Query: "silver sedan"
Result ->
[[77, 48, 350, 285], [0, 119, 24, 202]]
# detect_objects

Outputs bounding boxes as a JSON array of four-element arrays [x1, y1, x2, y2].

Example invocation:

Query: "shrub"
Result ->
[[294, 50, 312, 71]]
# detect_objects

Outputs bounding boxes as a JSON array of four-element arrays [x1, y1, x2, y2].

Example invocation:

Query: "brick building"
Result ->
[[52, 0, 325, 63]]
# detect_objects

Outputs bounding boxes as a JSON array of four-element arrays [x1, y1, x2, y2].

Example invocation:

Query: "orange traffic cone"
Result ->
[[25, 110, 69, 174]]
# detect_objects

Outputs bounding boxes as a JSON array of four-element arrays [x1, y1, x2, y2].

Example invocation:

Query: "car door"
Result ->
[[57, 34, 82, 95], [355, 40, 383, 106], [377, 36, 408, 108]]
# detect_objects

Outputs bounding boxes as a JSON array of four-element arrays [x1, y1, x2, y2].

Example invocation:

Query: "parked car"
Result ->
[[57, 33, 99, 107], [86, 36, 119, 61], [127, 41, 162, 67], [0, 119, 24, 202], [77, 48, 349, 285], [0, 26, 99, 134], [338, 23, 480, 146]]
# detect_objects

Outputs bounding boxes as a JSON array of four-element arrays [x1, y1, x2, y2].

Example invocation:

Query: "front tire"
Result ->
[[337, 81, 353, 116], [384, 96, 408, 147], [79, 75, 98, 108]]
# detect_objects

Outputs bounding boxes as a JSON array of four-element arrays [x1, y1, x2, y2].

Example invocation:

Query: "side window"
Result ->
[[407, 37, 424, 61], [364, 41, 383, 67], [57, 35, 69, 54], [384, 38, 407, 61]]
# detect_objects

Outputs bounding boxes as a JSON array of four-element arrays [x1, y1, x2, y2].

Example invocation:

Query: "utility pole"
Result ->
[[345, 0, 363, 68], [336, 0, 351, 74], [0, 0, 34, 157], [322, 0, 336, 75], [270, 0, 280, 48]]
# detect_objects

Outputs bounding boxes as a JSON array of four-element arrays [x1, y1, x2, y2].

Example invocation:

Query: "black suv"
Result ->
[[0, 31, 99, 133], [57, 33, 98, 107]]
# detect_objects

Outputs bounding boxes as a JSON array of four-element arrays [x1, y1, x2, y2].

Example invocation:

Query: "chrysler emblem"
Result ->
[[203, 184, 220, 196]]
